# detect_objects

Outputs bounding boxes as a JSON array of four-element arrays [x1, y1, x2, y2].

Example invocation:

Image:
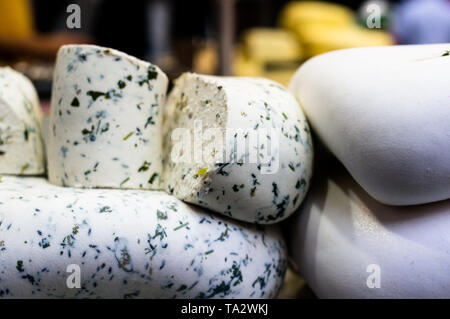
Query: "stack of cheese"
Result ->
[[0, 45, 314, 298], [288, 44, 450, 298]]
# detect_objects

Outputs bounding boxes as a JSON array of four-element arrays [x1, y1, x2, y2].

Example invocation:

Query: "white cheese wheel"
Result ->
[[0, 176, 286, 298], [47, 45, 168, 189], [289, 165, 450, 298], [162, 73, 313, 224], [289, 44, 450, 205], [0, 67, 45, 175]]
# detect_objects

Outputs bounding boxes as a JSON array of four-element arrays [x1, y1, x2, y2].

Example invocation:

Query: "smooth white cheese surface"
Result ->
[[289, 44, 450, 206], [0, 67, 45, 175], [0, 175, 286, 298], [47, 45, 168, 190], [162, 73, 314, 224], [289, 165, 450, 298]]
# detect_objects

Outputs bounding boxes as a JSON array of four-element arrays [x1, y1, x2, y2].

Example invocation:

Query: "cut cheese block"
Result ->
[[0, 175, 286, 299], [0, 67, 45, 175], [162, 73, 313, 224], [289, 44, 450, 205], [289, 165, 450, 298], [47, 45, 168, 189], [241, 28, 303, 63]]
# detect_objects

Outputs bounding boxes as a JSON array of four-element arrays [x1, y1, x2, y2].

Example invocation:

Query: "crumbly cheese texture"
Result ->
[[289, 44, 450, 206], [0, 67, 45, 175], [0, 176, 286, 299], [47, 45, 168, 189], [162, 73, 313, 224]]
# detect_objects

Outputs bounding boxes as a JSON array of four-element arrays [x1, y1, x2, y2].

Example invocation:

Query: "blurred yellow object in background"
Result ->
[[296, 24, 393, 57], [193, 40, 219, 75], [241, 28, 303, 63], [0, 0, 34, 38], [280, 1, 355, 31], [233, 28, 302, 86], [279, 1, 393, 58]]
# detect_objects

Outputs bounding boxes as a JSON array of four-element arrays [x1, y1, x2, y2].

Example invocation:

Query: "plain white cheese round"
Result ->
[[0, 67, 45, 175], [289, 165, 450, 298], [47, 45, 168, 190], [0, 176, 286, 298], [289, 44, 450, 205], [163, 73, 314, 224]]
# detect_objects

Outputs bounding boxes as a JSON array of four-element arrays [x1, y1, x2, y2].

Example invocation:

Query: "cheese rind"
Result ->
[[163, 73, 313, 224], [0, 67, 45, 175], [289, 166, 450, 298], [47, 45, 168, 189], [0, 176, 286, 298], [289, 44, 450, 205]]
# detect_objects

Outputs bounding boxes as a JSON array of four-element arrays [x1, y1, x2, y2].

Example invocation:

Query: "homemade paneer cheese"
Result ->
[[162, 73, 313, 224], [289, 44, 450, 206], [47, 45, 168, 189], [0, 67, 45, 175], [289, 165, 450, 298], [0, 176, 287, 298]]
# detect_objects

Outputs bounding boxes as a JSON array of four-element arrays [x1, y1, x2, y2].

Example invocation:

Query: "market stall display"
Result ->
[[0, 0, 448, 297]]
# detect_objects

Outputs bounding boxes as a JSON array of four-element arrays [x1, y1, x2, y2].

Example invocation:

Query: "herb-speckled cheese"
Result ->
[[47, 45, 168, 189], [0, 176, 287, 298], [162, 73, 313, 224], [0, 67, 45, 175]]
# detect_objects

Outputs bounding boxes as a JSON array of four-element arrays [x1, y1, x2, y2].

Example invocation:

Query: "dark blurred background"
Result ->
[[0, 0, 449, 102]]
